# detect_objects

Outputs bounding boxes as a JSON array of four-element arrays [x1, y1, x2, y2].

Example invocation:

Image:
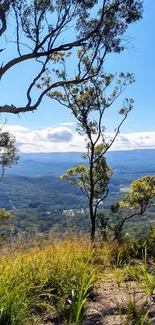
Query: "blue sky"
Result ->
[[0, 0, 155, 152], [103, 0, 155, 133]]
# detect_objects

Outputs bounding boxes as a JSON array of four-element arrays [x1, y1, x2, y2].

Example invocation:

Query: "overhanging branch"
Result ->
[[0, 39, 87, 80], [0, 74, 98, 114]]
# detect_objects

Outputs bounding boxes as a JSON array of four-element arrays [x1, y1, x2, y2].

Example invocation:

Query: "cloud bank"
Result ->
[[1, 124, 155, 152]]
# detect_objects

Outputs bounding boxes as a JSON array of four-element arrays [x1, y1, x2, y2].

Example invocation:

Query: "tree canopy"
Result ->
[[121, 176, 155, 213], [111, 176, 155, 243], [61, 145, 112, 201], [0, 0, 143, 114]]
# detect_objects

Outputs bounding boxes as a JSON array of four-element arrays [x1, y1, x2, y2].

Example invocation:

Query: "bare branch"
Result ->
[[0, 73, 99, 114], [26, 56, 50, 107], [13, 4, 21, 56], [93, 112, 128, 166]]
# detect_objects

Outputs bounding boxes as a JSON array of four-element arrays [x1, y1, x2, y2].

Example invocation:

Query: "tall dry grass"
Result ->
[[0, 236, 96, 325]]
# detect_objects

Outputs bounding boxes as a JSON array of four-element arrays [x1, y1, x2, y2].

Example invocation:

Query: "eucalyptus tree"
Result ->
[[0, 0, 143, 114], [111, 176, 155, 243], [59, 71, 135, 241]]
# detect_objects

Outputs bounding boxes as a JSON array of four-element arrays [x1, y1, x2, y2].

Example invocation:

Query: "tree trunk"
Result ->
[[90, 200, 95, 242], [90, 218, 95, 242], [114, 224, 123, 244], [89, 143, 95, 242]]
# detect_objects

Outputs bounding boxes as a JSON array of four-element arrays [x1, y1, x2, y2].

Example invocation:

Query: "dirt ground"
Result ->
[[42, 275, 155, 325], [83, 276, 155, 325]]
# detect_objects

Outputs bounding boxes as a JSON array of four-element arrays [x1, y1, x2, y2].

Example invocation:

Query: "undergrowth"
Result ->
[[1, 231, 155, 324], [0, 237, 96, 325]]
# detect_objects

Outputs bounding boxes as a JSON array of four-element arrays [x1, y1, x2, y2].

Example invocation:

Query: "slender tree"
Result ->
[[59, 72, 135, 241], [0, 0, 143, 114]]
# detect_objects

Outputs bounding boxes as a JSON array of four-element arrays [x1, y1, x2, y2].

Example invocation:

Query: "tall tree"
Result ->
[[0, 0, 143, 114], [60, 72, 135, 241]]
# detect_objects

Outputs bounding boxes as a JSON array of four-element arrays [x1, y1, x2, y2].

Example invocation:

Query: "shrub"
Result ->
[[122, 228, 155, 260]]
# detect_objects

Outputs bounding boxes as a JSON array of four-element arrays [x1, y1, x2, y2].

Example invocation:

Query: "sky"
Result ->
[[0, 0, 155, 152]]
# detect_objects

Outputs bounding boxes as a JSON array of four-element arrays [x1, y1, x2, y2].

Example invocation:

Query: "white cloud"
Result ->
[[45, 127, 73, 142], [2, 125, 155, 152], [0, 124, 28, 133], [105, 132, 155, 151], [60, 122, 76, 126]]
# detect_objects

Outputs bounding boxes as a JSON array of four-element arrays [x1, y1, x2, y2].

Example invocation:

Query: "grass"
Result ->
[[0, 237, 96, 325], [1, 234, 155, 324], [67, 265, 95, 325]]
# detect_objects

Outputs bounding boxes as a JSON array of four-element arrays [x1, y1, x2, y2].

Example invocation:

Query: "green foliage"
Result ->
[[111, 261, 129, 288], [125, 298, 150, 325], [110, 176, 155, 243], [49, 72, 135, 137], [0, 208, 11, 243], [123, 228, 155, 260], [0, 131, 19, 178], [0, 293, 25, 325], [67, 264, 95, 325], [128, 265, 155, 297], [121, 176, 155, 210], [61, 145, 112, 200]]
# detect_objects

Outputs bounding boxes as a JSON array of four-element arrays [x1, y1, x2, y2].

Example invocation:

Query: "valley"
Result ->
[[0, 149, 155, 236]]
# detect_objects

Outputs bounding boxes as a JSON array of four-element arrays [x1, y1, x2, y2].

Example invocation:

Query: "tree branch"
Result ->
[[26, 56, 50, 106], [0, 38, 87, 80], [94, 189, 109, 219], [93, 112, 128, 165], [0, 4, 7, 37], [0, 73, 98, 114]]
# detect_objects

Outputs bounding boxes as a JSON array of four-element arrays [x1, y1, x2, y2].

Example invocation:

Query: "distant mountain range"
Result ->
[[5, 149, 155, 177]]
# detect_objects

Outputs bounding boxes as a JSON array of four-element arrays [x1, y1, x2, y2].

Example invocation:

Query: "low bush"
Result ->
[[122, 228, 155, 260]]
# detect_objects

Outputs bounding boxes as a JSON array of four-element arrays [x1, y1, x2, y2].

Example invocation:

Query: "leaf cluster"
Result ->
[[0, 130, 19, 178], [121, 176, 155, 211], [61, 144, 112, 200]]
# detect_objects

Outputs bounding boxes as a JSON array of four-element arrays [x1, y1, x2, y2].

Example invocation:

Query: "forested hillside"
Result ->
[[0, 150, 155, 234]]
